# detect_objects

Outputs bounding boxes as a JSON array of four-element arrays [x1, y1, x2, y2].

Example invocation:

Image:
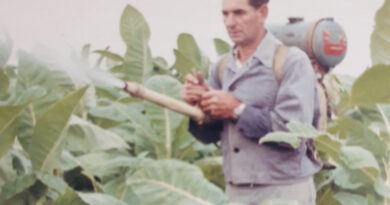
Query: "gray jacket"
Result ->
[[190, 32, 322, 185]]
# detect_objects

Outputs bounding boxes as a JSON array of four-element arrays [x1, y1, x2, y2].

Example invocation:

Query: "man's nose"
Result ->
[[224, 14, 236, 27]]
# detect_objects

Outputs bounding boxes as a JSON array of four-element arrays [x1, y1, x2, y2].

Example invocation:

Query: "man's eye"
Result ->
[[234, 10, 244, 15]]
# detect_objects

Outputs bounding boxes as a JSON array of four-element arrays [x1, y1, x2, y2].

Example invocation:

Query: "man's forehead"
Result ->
[[222, 0, 251, 10]]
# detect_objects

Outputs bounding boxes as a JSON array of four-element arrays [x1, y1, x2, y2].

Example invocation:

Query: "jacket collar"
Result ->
[[230, 31, 282, 69], [252, 31, 282, 68]]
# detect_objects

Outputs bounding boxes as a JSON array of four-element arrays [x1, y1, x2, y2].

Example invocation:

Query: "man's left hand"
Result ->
[[200, 90, 241, 119]]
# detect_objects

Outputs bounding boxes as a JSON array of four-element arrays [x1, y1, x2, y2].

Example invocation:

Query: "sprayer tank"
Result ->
[[268, 18, 347, 72]]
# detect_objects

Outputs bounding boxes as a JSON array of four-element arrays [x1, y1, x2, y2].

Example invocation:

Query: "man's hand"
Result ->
[[200, 90, 241, 119], [181, 72, 209, 106]]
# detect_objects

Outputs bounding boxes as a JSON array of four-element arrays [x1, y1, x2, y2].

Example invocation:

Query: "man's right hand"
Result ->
[[181, 72, 209, 106]]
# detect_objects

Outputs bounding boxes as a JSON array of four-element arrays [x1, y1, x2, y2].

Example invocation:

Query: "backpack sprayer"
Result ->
[[123, 18, 348, 123], [269, 17, 347, 74]]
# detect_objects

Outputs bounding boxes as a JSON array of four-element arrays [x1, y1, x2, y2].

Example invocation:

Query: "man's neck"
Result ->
[[236, 29, 266, 64]]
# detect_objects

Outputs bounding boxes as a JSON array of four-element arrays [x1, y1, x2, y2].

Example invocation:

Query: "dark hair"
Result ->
[[248, 0, 269, 8]]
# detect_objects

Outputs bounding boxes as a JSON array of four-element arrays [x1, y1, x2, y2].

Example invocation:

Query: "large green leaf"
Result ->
[[316, 185, 340, 205], [144, 75, 186, 158], [371, 0, 390, 65], [0, 31, 12, 67], [214, 38, 231, 56], [314, 134, 342, 163], [28, 86, 88, 172], [54, 188, 87, 205], [332, 167, 364, 190], [118, 5, 153, 83], [333, 192, 368, 205], [78, 193, 128, 205], [173, 33, 210, 81], [10, 51, 75, 149], [339, 146, 379, 183], [65, 115, 129, 153], [127, 159, 227, 205], [0, 174, 36, 202], [0, 69, 9, 97], [350, 65, 390, 106], [260, 121, 320, 148], [331, 116, 387, 158], [36, 173, 67, 195], [260, 132, 302, 148], [94, 50, 124, 63], [77, 151, 135, 180], [195, 157, 225, 189], [374, 177, 390, 198], [0, 152, 18, 188], [340, 146, 379, 171], [0, 104, 28, 158], [104, 175, 141, 204]]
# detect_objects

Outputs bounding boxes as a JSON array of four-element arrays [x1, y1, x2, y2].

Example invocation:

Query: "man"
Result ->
[[181, 0, 321, 204]]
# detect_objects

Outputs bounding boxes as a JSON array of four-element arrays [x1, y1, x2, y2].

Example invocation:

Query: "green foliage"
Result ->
[[0, 104, 28, 158], [371, 0, 390, 65], [214, 38, 231, 56], [118, 5, 153, 84], [126, 159, 227, 205], [28, 86, 88, 173], [0, 69, 9, 97], [349, 64, 390, 106], [173, 33, 210, 81], [195, 157, 225, 189]]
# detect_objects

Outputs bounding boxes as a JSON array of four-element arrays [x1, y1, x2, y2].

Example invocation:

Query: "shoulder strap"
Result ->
[[218, 45, 288, 86], [316, 82, 328, 131], [217, 54, 229, 85], [273, 45, 289, 85]]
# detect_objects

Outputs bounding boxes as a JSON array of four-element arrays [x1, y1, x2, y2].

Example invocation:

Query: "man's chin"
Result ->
[[230, 37, 243, 45]]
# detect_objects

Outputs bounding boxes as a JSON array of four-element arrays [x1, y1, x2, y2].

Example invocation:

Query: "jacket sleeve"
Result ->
[[235, 48, 317, 141], [188, 57, 224, 144]]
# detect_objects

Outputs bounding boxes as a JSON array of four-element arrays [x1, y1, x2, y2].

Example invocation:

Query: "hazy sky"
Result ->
[[0, 0, 384, 77]]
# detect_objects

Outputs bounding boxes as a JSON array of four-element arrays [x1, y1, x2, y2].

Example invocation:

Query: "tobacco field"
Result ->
[[0, 1, 390, 204]]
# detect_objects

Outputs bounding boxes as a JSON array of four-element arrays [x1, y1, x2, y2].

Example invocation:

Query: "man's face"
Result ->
[[222, 0, 266, 46]]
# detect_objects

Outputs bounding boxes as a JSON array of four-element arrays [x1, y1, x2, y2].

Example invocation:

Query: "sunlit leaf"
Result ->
[[78, 193, 128, 205], [54, 188, 87, 205], [195, 157, 225, 189], [371, 0, 390, 65], [144, 75, 186, 158], [0, 104, 28, 158], [28, 86, 88, 172], [0, 174, 36, 202], [127, 159, 227, 205], [173, 33, 210, 81], [119, 5, 153, 83], [77, 151, 135, 180], [36, 173, 67, 195], [350, 65, 390, 106], [65, 115, 129, 153], [333, 192, 368, 205], [94, 50, 124, 62], [374, 177, 390, 198], [214, 38, 231, 56], [0, 69, 9, 97]]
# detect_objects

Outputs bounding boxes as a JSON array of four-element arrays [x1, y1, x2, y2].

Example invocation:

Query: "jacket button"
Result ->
[[239, 128, 244, 133], [233, 147, 240, 153]]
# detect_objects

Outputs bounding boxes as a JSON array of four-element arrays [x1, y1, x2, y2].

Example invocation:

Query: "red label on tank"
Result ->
[[323, 30, 347, 56]]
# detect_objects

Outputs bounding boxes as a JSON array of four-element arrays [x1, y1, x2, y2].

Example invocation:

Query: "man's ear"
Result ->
[[258, 4, 268, 23]]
